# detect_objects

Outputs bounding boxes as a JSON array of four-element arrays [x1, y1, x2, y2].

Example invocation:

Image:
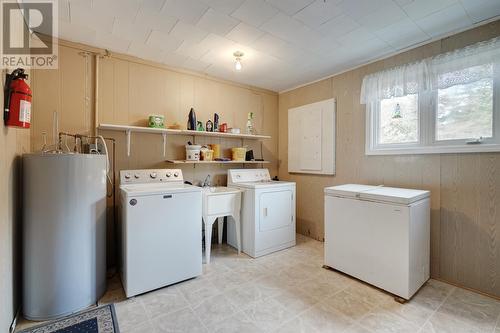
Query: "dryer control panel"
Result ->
[[120, 169, 183, 184], [228, 169, 271, 186]]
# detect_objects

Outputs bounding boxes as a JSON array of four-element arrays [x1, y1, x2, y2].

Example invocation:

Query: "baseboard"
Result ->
[[433, 277, 500, 301]]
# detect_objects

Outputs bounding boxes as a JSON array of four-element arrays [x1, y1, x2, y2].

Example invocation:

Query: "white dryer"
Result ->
[[227, 169, 296, 258], [120, 169, 202, 297]]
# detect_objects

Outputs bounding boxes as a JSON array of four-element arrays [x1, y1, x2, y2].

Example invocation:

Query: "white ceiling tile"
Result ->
[[226, 22, 264, 45], [375, 18, 430, 50], [58, 0, 70, 22], [113, 19, 151, 44], [230, 0, 279, 27], [198, 33, 237, 50], [416, 3, 472, 37], [70, 2, 114, 34], [135, 8, 178, 33], [251, 33, 288, 57], [337, 27, 376, 46], [55, 0, 498, 91], [127, 41, 165, 63], [141, 0, 167, 12], [316, 14, 360, 38], [182, 57, 211, 72], [266, 0, 315, 16], [196, 8, 239, 35], [394, 0, 414, 6], [401, 0, 458, 20], [337, 0, 394, 20], [199, 0, 245, 15], [146, 30, 183, 52], [162, 51, 188, 67], [68, 0, 91, 10], [175, 41, 210, 59], [57, 20, 96, 45], [94, 32, 131, 53], [170, 21, 209, 43], [460, 0, 500, 23], [356, 2, 408, 31], [293, 0, 344, 28], [261, 12, 319, 46], [92, 0, 141, 21], [161, 0, 209, 24]]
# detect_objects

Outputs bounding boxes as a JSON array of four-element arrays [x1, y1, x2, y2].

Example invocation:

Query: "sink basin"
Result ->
[[203, 186, 240, 195], [202, 187, 241, 216]]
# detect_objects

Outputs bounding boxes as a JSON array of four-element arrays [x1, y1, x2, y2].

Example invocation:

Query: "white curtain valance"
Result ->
[[360, 37, 500, 104]]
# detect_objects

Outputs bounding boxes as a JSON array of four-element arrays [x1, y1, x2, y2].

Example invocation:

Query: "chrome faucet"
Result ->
[[202, 175, 211, 187]]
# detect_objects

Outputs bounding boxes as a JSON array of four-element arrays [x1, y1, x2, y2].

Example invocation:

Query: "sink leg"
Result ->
[[204, 216, 216, 264], [217, 217, 224, 245], [234, 213, 241, 255]]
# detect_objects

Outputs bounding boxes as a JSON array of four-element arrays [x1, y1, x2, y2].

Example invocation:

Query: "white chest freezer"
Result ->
[[324, 184, 430, 300]]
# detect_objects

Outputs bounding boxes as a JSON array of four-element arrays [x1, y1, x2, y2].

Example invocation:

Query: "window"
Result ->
[[363, 37, 500, 155], [378, 95, 419, 145], [436, 65, 494, 142]]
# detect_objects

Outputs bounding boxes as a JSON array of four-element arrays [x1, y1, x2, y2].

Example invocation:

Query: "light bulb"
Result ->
[[235, 58, 242, 71]]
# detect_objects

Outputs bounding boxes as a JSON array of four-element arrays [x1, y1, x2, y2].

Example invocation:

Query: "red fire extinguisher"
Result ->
[[4, 68, 32, 129]]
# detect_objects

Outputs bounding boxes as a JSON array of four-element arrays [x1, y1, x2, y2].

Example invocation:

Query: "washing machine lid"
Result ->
[[121, 183, 201, 196], [325, 184, 429, 205]]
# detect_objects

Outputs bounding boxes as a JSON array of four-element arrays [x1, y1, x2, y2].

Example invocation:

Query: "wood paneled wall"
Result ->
[[31, 41, 279, 266], [0, 105, 29, 333], [278, 20, 500, 297]]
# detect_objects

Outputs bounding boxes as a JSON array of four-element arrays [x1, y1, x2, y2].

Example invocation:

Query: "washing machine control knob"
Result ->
[[134, 173, 140, 179], [124, 173, 131, 179], [166, 172, 172, 178], [150, 172, 157, 179], [174, 172, 179, 177]]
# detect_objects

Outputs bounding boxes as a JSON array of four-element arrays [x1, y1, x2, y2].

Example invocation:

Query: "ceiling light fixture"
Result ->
[[233, 51, 244, 71]]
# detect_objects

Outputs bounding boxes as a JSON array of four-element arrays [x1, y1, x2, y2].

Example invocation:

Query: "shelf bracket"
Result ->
[[126, 129, 131, 157], [162, 133, 167, 157]]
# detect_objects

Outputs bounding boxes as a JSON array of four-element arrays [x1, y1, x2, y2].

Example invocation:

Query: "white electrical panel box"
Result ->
[[288, 98, 335, 175]]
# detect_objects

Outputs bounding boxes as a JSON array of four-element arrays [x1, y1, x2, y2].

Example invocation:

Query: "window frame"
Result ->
[[366, 66, 500, 155]]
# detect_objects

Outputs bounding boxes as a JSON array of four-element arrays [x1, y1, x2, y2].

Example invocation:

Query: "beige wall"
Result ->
[[0, 111, 29, 333], [31, 41, 279, 266], [279, 20, 500, 297], [0, 5, 31, 329]]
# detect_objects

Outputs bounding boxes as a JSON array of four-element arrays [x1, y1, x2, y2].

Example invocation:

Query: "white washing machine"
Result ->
[[120, 169, 202, 297], [227, 169, 296, 258]]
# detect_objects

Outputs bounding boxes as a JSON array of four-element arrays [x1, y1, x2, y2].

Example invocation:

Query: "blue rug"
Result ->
[[18, 304, 119, 333]]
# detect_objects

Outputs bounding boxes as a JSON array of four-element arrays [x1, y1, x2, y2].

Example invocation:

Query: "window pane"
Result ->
[[379, 95, 419, 144], [437, 76, 493, 141]]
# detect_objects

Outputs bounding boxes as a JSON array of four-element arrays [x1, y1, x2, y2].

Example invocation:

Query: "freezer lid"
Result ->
[[325, 184, 430, 204], [324, 184, 380, 197], [359, 186, 430, 204]]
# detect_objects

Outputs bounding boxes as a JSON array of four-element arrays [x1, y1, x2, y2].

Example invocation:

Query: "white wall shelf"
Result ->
[[98, 123, 271, 157], [98, 123, 271, 139], [166, 160, 270, 164]]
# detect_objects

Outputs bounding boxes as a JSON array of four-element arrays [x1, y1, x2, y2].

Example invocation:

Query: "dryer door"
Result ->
[[255, 188, 295, 255], [259, 189, 293, 232]]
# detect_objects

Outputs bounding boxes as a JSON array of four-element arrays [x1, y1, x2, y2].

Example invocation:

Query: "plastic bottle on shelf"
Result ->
[[246, 112, 254, 135]]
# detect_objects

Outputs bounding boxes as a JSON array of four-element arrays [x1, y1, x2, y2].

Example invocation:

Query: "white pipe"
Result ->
[[94, 54, 100, 133]]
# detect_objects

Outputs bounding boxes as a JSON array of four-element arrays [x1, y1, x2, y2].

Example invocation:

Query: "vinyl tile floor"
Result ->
[[16, 234, 500, 333]]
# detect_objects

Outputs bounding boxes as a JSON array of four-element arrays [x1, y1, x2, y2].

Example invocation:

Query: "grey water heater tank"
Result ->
[[23, 153, 107, 320]]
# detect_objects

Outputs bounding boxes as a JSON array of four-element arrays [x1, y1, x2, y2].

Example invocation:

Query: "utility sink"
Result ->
[[202, 186, 243, 263], [202, 186, 242, 216], [203, 186, 240, 194]]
